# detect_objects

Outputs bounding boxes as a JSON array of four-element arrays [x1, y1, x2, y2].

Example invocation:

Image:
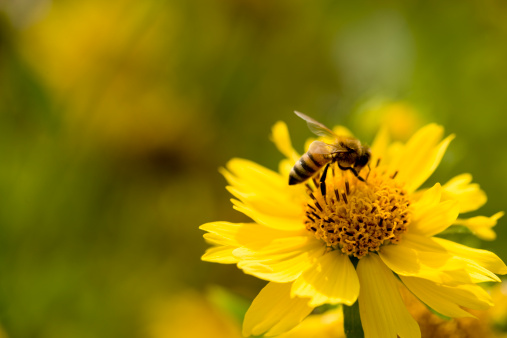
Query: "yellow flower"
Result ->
[[200, 119, 506, 337]]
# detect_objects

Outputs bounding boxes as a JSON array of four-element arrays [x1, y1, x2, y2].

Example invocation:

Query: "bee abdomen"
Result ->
[[289, 152, 329, 185]]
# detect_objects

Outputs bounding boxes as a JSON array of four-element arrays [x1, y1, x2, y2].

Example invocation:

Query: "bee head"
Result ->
[[355, 147, 371, 172]]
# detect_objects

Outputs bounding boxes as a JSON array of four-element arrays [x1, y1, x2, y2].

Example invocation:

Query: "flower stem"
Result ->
[[343, 300, 364, 338], [343, 257, 364, 338]]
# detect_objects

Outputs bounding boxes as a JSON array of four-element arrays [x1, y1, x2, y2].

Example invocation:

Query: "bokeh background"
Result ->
[[1, 0, 507, 337]]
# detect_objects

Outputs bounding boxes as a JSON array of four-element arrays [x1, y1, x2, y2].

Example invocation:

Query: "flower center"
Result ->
[[303, 163, 411, 259]]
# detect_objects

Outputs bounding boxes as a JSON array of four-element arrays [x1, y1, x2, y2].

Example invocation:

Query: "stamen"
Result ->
[[334, 188, 340, 202], [376, 158, 381, 168], [391, 171, 398, 179], [303, 163, 411, 259]]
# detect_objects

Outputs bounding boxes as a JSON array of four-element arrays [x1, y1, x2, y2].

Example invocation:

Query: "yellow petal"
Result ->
[[233, 236, 315, 259], [458, 258, 500, 283], [203, 233, 231, 246], [409, 199, 460, 237], [408, 133, 454, 192], [390, 124, 454, 192], [382, 234, 501, 284], [227, 185, 303, 220], [379, 240, 471, 285], [291, 250, 359, 306], [232, 199, 305, 231], [387, 124, 443, 174], [271, 121, 300, 163], [221, 159, 304, 223], [453, 211, 504, 241], [200, 222, 313, 269], [410, 183, 442, 220], [357, 254, 420, 338], [432, 236, 507, 275], [200, 221, 305, 247], [225, 158, 287, 189], [200, 222, 243, 246], [243, 282, 314, 337], [400, 276, 493, 318], [404, 234, 501, 283], [442, 173, 487, 213], [385, 141, 404, 169], [235, 237, 326, 283], [201, 246, 239, 264]]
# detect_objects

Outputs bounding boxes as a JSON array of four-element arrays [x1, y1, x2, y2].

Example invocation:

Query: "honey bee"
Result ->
[[289, 111, 371, 186]]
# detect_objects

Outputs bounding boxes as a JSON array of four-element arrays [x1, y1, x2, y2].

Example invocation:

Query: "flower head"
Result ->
[[201, 116, 506, 337]]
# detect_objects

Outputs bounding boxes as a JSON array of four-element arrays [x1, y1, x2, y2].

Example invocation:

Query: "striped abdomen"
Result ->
[[289, 151, 331, 185]]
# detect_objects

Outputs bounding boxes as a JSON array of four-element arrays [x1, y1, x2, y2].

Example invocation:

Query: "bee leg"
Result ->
[[338, 164, 366, 182], [320, 163, 330, 196]]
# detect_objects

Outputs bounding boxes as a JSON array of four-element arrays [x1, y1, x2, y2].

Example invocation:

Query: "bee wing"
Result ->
[[309, 141, 349, 154], [294, 111, 338, 139]]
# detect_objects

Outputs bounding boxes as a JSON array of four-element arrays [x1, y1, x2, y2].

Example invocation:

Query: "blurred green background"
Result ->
[[1, 0, 507, 337]]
